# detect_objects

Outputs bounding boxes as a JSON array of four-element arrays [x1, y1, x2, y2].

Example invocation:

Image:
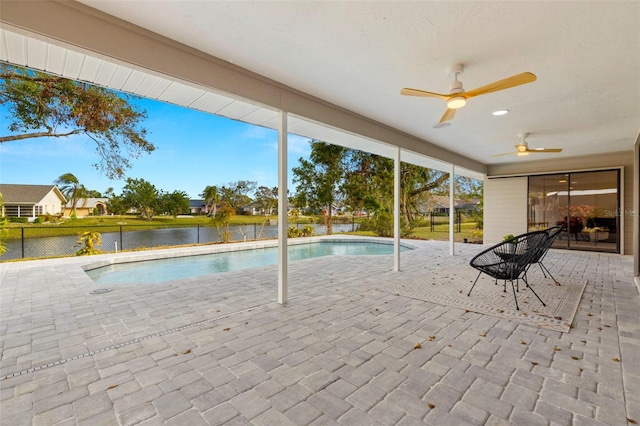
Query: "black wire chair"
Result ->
[[527, 225, 563, 283], [468, 231, 549, 310]]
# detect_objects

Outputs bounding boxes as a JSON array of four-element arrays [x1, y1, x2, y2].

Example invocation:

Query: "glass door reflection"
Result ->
[[528, 170, 619, 253]]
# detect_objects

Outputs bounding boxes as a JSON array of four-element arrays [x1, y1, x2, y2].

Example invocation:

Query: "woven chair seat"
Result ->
[[468, 230, 549, 310]]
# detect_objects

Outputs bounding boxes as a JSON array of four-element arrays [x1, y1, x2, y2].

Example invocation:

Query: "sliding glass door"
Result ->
[[528, 170, 619, 253]]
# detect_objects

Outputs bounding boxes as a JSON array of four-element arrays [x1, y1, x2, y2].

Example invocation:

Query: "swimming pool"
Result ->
[[85, 240, 411, 285]]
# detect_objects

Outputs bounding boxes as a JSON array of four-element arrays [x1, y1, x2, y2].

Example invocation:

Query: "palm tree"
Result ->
[[200, 185, 220, 216], [54, 172, 87, 216]]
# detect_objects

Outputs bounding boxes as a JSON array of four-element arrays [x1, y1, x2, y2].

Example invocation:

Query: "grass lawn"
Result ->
[[343, 222, 482, 243], [407, 222, 482, 243]]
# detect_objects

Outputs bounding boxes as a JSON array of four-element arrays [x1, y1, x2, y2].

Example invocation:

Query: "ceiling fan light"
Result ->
[[517, 151, 530, 156], [447, 96, 466, 109]]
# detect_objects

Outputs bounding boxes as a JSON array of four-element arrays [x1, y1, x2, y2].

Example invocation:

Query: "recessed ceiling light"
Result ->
[[433, 122, 451, 129], [492, 109, 509, 116]]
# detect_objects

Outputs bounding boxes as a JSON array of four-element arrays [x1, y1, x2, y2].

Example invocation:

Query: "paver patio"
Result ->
[[0, 239, 638, 425]]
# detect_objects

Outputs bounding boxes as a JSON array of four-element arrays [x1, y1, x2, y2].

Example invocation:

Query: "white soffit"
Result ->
[[0, 27, 480, 179]]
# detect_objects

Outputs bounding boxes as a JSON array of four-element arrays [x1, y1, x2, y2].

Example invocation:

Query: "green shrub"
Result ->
[[301, 224, 315, 237], [367, 212, 411, 237], [8, 217, 28, 223], [470, 229, 483, 243], [287, 225, 301, 238], [75, 231, 103, 256], [33, 217, 43, 224], [469, 211, 483, 229], [410, 216, 430, 228], [287, 224, 315, 238]]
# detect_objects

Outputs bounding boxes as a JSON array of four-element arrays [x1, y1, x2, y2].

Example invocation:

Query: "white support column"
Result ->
[[394, 147, 401, 271], [449, 164, 455, 256], [278, 111, 288, 305]]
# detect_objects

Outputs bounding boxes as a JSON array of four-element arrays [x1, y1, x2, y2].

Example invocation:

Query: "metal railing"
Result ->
[[429, 209, 478, 233]]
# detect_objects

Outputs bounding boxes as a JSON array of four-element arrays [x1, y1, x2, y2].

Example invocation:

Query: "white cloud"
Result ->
[[287, 134, 312, 155], [0, 135, 95, 159], [241, 126, 276, 140], [260, 133, 311, 156]]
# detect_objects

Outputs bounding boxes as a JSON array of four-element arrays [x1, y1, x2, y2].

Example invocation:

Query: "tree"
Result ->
[[0, 64, 155, 179], [342, 150, 393, 217], [211, 203, 235, 243], [220, 180, 257, 211], [54, 172, 88, 216], [200, 185, 220, 216], [292, 141, 347, 234], [342, 151, 480, 225], [105, 187, 126, 216], [159, 190, 190, 217], [399, 164, 450, 223], [121, 178, 159, 220], [254, 186, 278, 216]]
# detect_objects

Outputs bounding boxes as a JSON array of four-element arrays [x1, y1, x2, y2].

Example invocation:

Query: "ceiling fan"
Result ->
[[400, 64, 537, 124], [492, 133, 562, 157]]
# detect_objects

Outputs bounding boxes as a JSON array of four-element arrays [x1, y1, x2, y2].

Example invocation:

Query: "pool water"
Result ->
[[86, 241, 410, 285]]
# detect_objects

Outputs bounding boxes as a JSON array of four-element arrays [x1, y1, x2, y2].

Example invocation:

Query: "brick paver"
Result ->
[[1, 238, 638, 425]]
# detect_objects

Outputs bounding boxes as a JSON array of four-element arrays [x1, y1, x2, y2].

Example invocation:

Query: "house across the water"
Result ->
[[0, 184, 67, 221]]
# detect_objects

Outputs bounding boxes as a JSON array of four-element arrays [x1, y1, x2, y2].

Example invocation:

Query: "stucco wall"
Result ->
[[484, 177, 528, 245], [40, 191, 63, 215]]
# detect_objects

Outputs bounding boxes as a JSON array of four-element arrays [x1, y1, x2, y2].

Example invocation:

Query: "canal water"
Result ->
[[0, 223, 356, 260]]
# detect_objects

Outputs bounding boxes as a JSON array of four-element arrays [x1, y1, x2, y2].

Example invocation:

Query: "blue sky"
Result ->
[[0, 98, 312, 199]]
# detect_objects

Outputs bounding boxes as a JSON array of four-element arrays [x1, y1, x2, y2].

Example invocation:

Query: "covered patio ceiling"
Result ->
[[2, 1, 638, 179]]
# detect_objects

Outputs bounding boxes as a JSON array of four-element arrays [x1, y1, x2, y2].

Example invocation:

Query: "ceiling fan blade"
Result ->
[[464, 72, 537, 99], [401, 87, 450, 100], [491, 151, 517, 157], [439, 108, 456, 123], [528, 148, 563, 153]]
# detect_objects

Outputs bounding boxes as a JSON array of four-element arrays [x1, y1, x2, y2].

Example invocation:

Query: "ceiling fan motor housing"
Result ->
[[449, 80, 464, 94]]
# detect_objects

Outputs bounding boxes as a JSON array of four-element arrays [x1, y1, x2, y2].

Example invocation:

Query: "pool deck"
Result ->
[[0, 238, 638, 425]]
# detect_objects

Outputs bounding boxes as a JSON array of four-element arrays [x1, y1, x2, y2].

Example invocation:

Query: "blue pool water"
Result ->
[[86, 241, 410, 285]]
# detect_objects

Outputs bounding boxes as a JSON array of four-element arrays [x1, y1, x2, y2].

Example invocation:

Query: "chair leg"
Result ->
[[521, 275, 547, 307], [510, 280, 519, 310], [539, 262, 559, 284], [468, 272, 482, 296], [537, 262, 548, 278]]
